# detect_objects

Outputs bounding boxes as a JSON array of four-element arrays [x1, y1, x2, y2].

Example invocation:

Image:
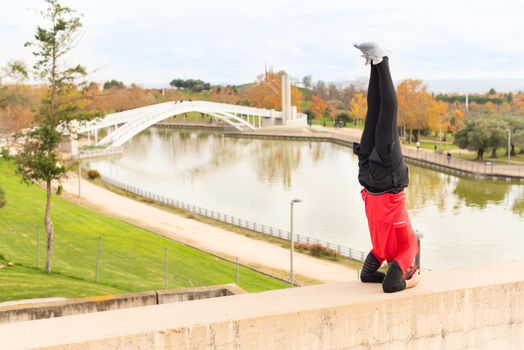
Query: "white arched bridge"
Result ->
[[76, 100, 307, 147]]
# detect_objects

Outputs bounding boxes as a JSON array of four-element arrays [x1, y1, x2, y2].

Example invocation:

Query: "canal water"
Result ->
[[87, 128, 524, 270]]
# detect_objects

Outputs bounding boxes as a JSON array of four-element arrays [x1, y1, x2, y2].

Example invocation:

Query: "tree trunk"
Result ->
[[477, 148, 484, 160], [409, 129, 412, 144], [490, 148, 497, 158], [45, 180, 54, 273], [511, 144, 516, 156]]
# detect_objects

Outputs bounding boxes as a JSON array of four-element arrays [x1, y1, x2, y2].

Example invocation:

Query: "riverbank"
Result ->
[[220, 124, 524, 182], [0, 160, 288, 302], [59, 171, 360, 284]]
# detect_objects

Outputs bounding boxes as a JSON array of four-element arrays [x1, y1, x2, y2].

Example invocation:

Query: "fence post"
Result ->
[[415, 230, 424, 268], [95, 236, 102, 283], [236, 257, 239, 286], [36, 224, 39, 269], [164, 247, 168, 289]]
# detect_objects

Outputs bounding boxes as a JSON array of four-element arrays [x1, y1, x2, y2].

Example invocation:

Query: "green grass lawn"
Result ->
[[0, 159, 289, 302], [452, 147, 524, 164], [403, 140, 459, 152], [0, 263, 126, 302], [310, 119, 364, 129]]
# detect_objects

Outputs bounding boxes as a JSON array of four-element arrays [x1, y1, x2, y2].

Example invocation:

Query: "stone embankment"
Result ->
[[1, 261, 522, 349], [223, 125, 524, 181]]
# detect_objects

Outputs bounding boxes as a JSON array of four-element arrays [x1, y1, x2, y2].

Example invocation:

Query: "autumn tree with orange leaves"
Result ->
[[349, 92, 367, 126], [243, 72, 302, 111], [396, 79, 436, 142], [308, 95, 328, 119]]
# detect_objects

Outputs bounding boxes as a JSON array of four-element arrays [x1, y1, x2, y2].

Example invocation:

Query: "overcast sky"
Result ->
[[2, 0, 524, 89]]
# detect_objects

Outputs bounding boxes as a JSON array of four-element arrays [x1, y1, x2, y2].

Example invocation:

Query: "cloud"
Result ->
[[1, 0, 523, 89]]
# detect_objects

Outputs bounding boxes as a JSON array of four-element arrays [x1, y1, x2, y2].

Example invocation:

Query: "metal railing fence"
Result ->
[[87, 167, 368, 263]]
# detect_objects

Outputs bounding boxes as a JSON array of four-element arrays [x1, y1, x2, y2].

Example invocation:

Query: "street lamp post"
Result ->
[[290, 199, 302, 287], [507, 129, 512, 163], [78, 161, 81, 197]]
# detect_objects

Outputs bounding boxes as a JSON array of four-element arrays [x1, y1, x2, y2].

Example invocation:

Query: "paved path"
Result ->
[[60, 173, 359, 285]]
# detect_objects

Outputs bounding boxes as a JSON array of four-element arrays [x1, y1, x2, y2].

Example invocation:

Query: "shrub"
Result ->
[[1, 147, 10, 160], [87, 169, 100, 179], [295, 243, 338, 260]]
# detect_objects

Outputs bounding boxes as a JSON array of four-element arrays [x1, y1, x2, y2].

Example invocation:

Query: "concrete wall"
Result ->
[[1, 262, 523, 349], [0, 284, 244, 325]]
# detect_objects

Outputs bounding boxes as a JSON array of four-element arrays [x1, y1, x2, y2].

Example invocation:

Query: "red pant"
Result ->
[[361, 189, 418, 273]]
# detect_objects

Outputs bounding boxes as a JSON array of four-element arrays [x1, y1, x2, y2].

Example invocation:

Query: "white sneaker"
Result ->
[[353, 42, 391, 65]]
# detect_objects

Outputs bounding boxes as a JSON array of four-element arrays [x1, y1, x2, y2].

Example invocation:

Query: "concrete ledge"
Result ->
[[0, 284, 244, 325], [1, 262, 523, 349], [157, 284, 245, 304]]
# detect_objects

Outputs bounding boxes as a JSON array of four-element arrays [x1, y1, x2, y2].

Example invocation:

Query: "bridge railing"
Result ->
[[77, 102, 175, 133], [401, 147, 524, 178], [77, 100, 288, 136], [323, 131, 524, 179], [73, 147, 123, 160], [82, 166, 368, 263]]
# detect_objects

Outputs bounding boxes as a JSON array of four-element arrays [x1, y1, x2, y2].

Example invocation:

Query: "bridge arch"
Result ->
[[77, 100, 307, 148]]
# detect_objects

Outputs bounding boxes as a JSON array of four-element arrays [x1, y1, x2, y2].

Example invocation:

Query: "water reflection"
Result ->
[[252, 140, 302, 188], [453, 178, 511, 209], [405, 166, 453, 213], [88, 128, 524, 269]]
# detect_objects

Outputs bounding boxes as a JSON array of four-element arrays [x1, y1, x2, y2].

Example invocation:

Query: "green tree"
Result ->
[[302, 75, 312, 89], [489, 124, 507, 158], [0, 61, 29, 109], [16, 0, 90, 273], [513, 130, 524, 154], [454, 118, 508, 160], [335, 112, 352, 124], [169, 78, 210, 91], [455, 119, 490, 160], [103, 79, 125, 90], [0, 60, 28, 84], [506, 116, 524, 156], [304, 109, 314, 125]]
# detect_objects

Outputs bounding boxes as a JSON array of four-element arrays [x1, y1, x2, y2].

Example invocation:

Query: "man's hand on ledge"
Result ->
[[405, 269, 421, 289]]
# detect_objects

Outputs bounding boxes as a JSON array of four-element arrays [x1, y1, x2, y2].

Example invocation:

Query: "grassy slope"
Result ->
[[0, 264, 126, 301], [0, 159, 288, 302]]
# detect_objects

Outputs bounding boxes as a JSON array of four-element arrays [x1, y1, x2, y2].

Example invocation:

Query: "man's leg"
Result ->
[[358, 64, 380, 154], [360, 251, 385, 283], [368, 57, 408, 191], [374, 56, 398, 157], [354, 64, 384, 191]]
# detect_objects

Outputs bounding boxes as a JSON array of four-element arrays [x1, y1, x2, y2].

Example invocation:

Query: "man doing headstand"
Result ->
[[352, 42, 421, 293]]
